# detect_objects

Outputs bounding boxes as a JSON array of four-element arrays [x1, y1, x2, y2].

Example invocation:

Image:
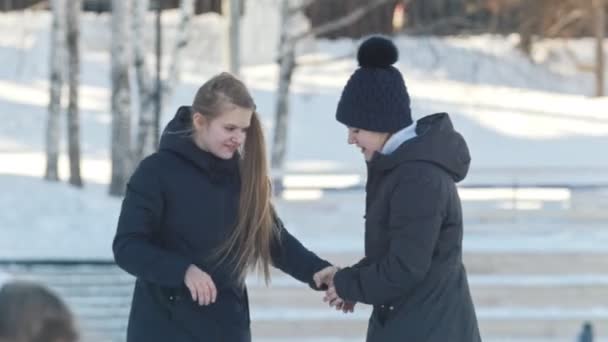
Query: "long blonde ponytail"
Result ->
[[193, 73, 277, 285]]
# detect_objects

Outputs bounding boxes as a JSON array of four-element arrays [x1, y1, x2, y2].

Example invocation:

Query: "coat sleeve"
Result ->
[[352, 256, 371, 269], [270, 214, 332, 290], [333, 173, 445, 305], [112, 156, 191, 287]]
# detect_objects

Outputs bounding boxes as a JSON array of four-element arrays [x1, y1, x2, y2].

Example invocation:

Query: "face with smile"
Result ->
[[192, 105, 253, 159], [347, 127, 390, 161]]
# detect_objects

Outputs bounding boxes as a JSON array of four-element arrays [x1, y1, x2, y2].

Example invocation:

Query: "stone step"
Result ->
[[73, 307, 606, 342], [4, 252, 608, 279], [246, 283, 608, 308], [250, 318, 606, 341], [2, 254, 607, 342], [47, 280, 608, 310]]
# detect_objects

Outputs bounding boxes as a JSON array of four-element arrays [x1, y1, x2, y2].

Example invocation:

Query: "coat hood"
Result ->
[[159, 106, 239, 180], [370, 113, 470, 182]]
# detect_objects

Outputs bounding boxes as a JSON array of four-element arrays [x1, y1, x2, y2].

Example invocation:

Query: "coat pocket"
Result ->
[[168, 297, 221, 341]]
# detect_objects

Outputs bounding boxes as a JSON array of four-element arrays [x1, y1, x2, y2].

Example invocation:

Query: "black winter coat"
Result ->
[[333, 113, 481, 342], [113, 106, 330, 342]]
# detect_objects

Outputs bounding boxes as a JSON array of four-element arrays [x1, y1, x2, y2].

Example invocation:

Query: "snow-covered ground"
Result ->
[[0, 7, 607, 258]]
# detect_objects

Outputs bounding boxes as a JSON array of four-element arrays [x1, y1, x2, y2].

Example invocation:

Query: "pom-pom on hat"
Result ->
[[336, 36, 412, 133]]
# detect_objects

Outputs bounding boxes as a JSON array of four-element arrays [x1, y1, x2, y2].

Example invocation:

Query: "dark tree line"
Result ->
[[303, 0, 607, 39]]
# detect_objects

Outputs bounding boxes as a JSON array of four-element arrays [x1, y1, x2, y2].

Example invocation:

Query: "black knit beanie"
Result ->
[[336, 36, 412, 133]]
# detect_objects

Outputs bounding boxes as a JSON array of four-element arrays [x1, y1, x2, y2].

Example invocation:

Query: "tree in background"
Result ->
[[516, 0, 605, 96], [132, 0, 195, 165], [271, 0, 296, 173], [305, 0, 400, 38], [132, 0, 156, 161], [45, 0, 66, 181], [165, 0, 196, 102], [66, 0, 83, 187], [517, 1, 540, 56], [271, 0, 395, 172], [109, 0, 132, 196], [45, 0, 83, 187], [593, 0, 605, 96], [223, 0, 241, 75], [400, 0, 607, 96], [112, 0, 196, 196]]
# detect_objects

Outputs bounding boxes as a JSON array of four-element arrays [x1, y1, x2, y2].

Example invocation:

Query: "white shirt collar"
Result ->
[[381, 122, 417, 155]]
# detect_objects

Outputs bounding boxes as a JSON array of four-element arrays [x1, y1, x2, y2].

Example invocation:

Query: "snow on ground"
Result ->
[[0, 173, 606, 260], [0, 8, 607, 261]]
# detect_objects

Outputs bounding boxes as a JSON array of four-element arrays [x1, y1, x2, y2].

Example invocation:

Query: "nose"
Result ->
[[347, 131, 356, 145], [232, 131, 246, 145]]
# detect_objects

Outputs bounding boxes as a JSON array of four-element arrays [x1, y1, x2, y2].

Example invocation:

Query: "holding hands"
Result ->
[[313, 266, 356, 314], [183, 264, 355, 312]]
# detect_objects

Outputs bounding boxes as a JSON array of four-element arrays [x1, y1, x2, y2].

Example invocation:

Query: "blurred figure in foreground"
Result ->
[[0, 280, 78, 342]]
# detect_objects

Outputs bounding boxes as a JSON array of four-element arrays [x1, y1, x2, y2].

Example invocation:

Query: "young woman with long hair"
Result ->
[[113, 72, 334, 342]]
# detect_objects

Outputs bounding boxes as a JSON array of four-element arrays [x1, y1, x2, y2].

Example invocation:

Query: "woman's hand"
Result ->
[[313, 265, 340, 289], [325, 285, 356, 313], [337, 300, 356, 313], [184, 264, 217, 306]]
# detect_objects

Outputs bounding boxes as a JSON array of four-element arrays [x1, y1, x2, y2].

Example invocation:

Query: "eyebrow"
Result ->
[[226, 124, 250, 129]]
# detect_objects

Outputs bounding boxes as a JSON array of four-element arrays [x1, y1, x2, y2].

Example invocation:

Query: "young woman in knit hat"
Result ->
[[113, 72, 335, 342], [315, 36, 481, 342]]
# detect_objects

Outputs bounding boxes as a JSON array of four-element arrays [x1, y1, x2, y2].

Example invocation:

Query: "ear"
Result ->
[[192, 112, 208, 130]]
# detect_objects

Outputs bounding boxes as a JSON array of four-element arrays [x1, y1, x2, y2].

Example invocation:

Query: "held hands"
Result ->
[[324, 285, 356, 313], [313, 265, 339, 290], [313, 266, 356, 314], [184, 264, 217, 306]]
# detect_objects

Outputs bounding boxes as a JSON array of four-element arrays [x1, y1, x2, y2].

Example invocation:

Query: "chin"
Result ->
[[208, 147, 233, 160], [217, 152, 235, 160]]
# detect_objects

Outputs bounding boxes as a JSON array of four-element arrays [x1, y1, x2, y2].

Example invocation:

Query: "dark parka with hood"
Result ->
[[333, 113, 482, 342], [113, 106, 330, 342]]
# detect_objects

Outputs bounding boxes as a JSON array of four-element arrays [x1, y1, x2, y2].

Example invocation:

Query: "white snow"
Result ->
[[2, 8, 607, 342], [0, 0, 607, 298]]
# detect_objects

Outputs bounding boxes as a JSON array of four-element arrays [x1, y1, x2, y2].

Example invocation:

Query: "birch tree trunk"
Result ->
[[518, 1, 542, 57], [271, 0, 295, 170], [45, 0, 66, 181], [271, 0, 393, 171], [110, 0, 133, 196], [165, 0, 195, 99], [66, 0, 83, 187], [132, 0, 156, 162], [594, 0, 605, 97], [223, 0, 241, 75]]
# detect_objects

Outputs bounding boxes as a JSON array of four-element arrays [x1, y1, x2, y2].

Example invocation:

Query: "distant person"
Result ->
[[0, 280, 78, 342], [113, 72, 336, 342], [315, 36, 481, 341]]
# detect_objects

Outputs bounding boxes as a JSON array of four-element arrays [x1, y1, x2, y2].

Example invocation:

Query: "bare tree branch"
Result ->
[[289, 0, 394, 44], [545, 9, 585, 37], [403, 16, 481, 35]]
